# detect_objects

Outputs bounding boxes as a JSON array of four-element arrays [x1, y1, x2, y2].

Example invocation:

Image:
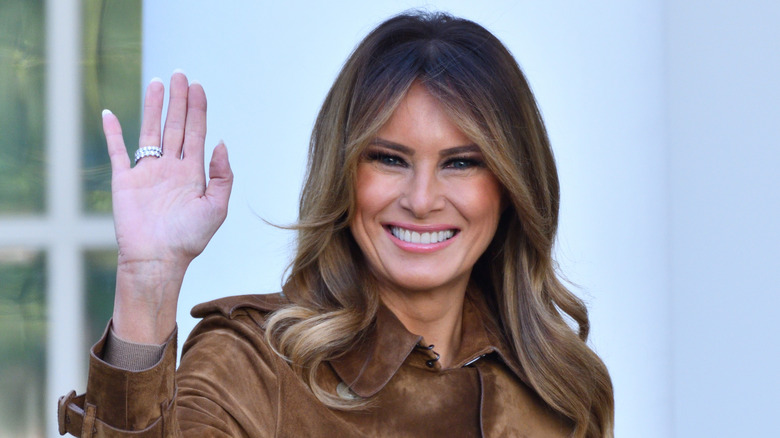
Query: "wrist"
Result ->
[[112, 259, 188, 344]]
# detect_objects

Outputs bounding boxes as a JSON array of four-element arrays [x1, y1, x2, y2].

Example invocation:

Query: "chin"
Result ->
[[381, 269, 468, 295]]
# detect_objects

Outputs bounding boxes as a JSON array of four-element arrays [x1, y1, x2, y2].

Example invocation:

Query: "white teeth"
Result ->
[[390, 227, 455, 244]]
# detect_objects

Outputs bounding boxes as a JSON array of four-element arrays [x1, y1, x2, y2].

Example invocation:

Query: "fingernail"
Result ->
[[173, 68, 185, 75], [150, 77, 163, 84], [102, 109, 113, 117], [190, 79, 201, 86]]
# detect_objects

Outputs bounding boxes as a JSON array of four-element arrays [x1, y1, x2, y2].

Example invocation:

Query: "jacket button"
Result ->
[[425, 351, 440, 368]]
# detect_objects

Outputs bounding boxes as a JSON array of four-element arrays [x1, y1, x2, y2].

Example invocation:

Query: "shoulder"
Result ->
[[178, 294, 291, 433], [479, 357, 573, 437], [181, 293, 291, 378], [182, 292, 290, 364], [190, 292, 290, 320]]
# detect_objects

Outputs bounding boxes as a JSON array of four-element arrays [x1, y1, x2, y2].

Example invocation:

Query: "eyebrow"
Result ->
[[370, 138, 482, 157]]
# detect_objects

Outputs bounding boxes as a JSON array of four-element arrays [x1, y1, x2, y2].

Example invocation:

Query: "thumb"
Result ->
[[205, 141, 233, 219]]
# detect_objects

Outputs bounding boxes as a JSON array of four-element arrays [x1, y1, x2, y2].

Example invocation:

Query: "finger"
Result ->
[[182, 80, 207, 171], [138, 77, 164, 152], [205, 142, 233, 221], [162, 70, 190, 159], [102, 109, 130, 172]]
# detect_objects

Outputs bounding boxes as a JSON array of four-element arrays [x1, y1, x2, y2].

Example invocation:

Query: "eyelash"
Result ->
[[365, 151, 485, 170], [443, 157, 484, 169], [366, 151, 407, 167]]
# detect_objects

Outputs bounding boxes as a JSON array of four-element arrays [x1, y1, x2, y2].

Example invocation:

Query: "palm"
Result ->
[[104, 73, 232, 271], [113, 159, 216, 263]]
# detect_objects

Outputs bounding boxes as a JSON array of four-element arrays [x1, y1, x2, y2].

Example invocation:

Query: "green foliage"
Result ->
[[0, 0, 46, 213], [82, 0, 142, 213], [0, 251, 46, 436], [84, 249, 118, 345], [0, 0, 139, 434], [0, 0, 142, 215]]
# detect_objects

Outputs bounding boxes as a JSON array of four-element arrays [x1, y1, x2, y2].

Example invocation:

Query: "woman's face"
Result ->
[[350, 83, 503, 298]]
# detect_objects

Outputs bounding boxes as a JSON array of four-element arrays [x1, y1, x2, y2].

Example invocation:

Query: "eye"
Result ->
[[444, 157, 484, 169], [366, 151, 407, 167]]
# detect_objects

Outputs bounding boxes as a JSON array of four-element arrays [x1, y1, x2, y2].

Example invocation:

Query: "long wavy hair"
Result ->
[[264, 11, 614, 437]]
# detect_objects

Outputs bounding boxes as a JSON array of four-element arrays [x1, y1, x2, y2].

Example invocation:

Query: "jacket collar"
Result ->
[[191, 292, 290, 319], [329, 288, 529, 398]]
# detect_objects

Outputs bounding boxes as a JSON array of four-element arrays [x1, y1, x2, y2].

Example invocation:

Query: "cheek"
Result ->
[[460, 175, 504, 224], [353, 165, 396, 225], [354, 166, 379, 219]]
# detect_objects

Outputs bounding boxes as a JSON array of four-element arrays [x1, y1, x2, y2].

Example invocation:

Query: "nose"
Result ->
[[399, 167, 446, 218]]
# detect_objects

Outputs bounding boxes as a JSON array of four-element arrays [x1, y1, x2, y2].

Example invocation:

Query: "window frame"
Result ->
[[0, 0, 117, 435]]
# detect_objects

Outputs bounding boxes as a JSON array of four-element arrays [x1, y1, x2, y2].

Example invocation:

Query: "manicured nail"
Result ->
[[102, 109, 113, 117], [190, 79, 201, 86], [150, 77, 163, 84], [173, 68, 185, 75]]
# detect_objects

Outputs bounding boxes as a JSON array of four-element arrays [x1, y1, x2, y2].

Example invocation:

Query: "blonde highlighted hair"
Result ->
[[265, 11, 614, 437]]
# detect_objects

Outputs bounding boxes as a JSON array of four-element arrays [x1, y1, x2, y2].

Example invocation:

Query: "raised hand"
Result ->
[[104, 72, 233, 343]]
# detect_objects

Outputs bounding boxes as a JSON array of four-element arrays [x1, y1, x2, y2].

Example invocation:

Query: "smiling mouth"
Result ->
[[389, 226, 458, 244]]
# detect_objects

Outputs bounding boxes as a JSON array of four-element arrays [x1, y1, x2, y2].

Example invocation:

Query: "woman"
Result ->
[[58, 12, 613, 437]]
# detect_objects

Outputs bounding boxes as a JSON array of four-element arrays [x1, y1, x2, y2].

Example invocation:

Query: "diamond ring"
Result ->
[[134, 146, 163, 164]]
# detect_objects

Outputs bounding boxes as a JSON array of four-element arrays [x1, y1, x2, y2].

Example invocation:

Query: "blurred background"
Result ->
[[1, 0, 140, 436], [1, 1, 778, 437]]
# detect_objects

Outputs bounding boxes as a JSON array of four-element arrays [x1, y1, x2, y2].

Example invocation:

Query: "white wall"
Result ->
[[667, 1, 780, 436], [143, 1, 673, 436]]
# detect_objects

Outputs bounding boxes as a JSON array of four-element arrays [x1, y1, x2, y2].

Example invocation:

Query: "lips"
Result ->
[[388, 226, 457, 244]]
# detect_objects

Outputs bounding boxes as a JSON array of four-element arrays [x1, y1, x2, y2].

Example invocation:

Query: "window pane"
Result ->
[[0, 249, 46, 437], [84, 250, 117, 347], [82, 0, 142, 213], [0, 0, 46, 214]]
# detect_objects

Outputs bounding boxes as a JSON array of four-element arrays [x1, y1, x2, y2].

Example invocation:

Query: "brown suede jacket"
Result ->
[[58, 293, 571, 437]]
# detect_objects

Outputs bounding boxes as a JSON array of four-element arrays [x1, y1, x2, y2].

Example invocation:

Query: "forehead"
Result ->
[[375, 83, 473, 151]]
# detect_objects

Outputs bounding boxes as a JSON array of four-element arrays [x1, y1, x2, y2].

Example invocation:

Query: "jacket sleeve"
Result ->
[[57, 323, 180, 436], [58, 311, 280, 437]]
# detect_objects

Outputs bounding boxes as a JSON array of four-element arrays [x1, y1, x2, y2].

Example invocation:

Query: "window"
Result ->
[[0, 0, 141, 436]]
